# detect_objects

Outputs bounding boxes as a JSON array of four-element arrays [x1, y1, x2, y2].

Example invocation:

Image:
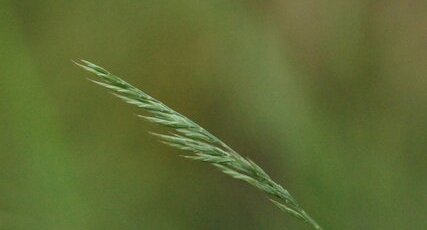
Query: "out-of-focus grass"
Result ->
[[0, 4, 87, 229]]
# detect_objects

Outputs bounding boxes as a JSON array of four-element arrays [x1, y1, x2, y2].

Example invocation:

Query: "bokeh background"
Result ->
[[1, 1, 426, 229]]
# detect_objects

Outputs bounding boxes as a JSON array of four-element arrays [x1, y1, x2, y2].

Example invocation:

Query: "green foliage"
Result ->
[[75, 60, 323, 230]]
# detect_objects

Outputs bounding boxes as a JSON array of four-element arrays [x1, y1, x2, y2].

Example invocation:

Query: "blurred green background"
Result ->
[[1, 0, 426, 229]]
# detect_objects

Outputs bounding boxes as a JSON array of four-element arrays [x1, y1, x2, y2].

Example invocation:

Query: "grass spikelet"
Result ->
[[75, 60, 323, 230]]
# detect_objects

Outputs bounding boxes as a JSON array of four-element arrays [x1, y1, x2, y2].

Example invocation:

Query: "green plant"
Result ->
[[75, 60, 323, 230]]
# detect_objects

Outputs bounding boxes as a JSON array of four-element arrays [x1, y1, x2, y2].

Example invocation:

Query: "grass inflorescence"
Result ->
[[75, 60, 323, 230]]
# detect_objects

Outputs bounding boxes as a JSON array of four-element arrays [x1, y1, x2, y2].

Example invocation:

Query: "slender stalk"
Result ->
[[75, 60, 323, 230]]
